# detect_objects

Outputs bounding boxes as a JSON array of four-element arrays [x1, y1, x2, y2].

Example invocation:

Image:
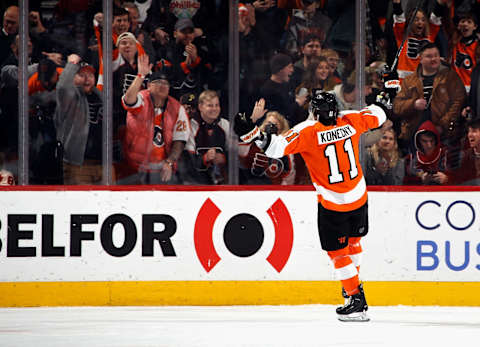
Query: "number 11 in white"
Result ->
[[324, 138, 358, 184]]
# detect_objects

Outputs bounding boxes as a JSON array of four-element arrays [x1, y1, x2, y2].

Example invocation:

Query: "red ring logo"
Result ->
[[194, 198, 294, 273]]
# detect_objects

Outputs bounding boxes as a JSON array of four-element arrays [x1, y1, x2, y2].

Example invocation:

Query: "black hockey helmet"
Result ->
[[309, 89, 338, 125]]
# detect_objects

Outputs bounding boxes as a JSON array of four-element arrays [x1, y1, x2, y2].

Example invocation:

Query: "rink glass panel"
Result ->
[[6, 0, 371, 186]]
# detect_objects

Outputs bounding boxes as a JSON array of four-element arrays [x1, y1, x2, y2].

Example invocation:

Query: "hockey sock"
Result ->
[[327, 247, 360, 296], [348, 237, 363, 274]]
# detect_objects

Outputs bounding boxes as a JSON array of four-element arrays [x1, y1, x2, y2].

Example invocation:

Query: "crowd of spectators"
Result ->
[[1, 0, 480, 186]]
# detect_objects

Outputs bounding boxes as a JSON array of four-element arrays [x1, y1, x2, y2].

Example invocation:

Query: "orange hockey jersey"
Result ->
[[452, 38, 479, 92], [393, 12, 442, 79], [264, 105, 386, 212]]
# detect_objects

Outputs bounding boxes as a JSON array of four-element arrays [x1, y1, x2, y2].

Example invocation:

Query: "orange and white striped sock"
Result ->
[[348, 237, 363, 274], [327, 247, 360, 296]]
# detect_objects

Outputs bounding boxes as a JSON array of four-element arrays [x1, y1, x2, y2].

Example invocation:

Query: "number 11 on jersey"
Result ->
[[324, 138, 359, 184]]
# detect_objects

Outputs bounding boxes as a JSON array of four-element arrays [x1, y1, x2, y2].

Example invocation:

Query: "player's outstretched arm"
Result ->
[[233, 99, 268, 143]]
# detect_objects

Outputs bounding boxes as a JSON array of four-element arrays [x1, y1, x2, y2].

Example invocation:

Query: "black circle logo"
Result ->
[[223, 213, 264, 257]]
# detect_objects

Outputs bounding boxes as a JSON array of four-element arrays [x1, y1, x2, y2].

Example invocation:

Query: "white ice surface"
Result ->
[[0, 305, 479, 347]]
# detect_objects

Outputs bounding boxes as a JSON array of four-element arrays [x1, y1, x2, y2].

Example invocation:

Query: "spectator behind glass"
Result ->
[[364, 127, 404, 186], [142, 0, 227, 42], [123, 2, 156, 64], [28, 58, 65, 184], [251, 0, 288, 56], [55, 54, 106, 185], [92, 7, 147, 92], [260, 52, 307, 127], [112, 32, 141, 132], [446, 118, 480, 185], [179, 92, 198, 119], [0, 35, 37, 162], [392, 42, 466, 156], [154, 18, 213, 100], [0, 152, 15, 185], [238, 109, 296, 185], [49, 0, 96, 58], [320, 48, 342, 84], [296, 56, 339, 99], [391, 0, 447, 80], [444, 11, 480, 93], [211, 3, 269, 115], [0, 6, 19, 67], [283, 0, 332, 60], [403, 120, 449, 185], [134, 0, 152, 27], [329, 69, 373, 112], [121, 54, 190, 184], [290, 34, 322, 89], [186, 90, 230, 185]]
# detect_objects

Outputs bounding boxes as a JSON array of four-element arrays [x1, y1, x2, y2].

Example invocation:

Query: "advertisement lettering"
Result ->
[[3, 213, 177, 257]]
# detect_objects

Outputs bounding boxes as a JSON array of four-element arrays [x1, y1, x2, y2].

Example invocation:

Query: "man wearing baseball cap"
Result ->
[[155, 17, 212, 99], [54, 53, 107, 184], [121, 54, 190, 184]]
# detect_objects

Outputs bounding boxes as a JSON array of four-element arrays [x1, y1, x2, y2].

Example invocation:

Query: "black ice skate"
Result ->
[[341, 287, 348, 304], [336, 285, 369, 322]]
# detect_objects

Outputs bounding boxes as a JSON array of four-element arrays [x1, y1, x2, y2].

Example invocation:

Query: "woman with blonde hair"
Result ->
[[364, 127, 405, 185], [239, 109, 298, 185], [392, 0, 446, 80]]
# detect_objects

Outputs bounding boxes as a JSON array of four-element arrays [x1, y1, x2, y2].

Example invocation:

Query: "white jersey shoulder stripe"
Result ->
[[264, 120, 316, 158], [364, 104, 387, 126]]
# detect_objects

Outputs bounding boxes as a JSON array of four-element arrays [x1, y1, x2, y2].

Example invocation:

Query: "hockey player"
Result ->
[[234, 90, 390, 321]]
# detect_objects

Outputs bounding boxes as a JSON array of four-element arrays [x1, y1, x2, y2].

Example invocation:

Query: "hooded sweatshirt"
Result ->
[[403, 120, 449, 185]]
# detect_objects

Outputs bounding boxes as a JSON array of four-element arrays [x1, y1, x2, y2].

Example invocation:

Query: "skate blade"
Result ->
[[337, 311, 370, 322]]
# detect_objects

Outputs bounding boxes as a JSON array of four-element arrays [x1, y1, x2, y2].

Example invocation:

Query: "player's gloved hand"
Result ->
[[233, 112, 261, 143], [374, 91, 392, 114], [264, 122, 278, 136], [251, 152, 270, 176], [382, 65, 401, 100]]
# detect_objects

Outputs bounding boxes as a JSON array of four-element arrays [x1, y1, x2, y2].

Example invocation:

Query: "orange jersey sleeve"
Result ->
[[264, 105, 386, 211]]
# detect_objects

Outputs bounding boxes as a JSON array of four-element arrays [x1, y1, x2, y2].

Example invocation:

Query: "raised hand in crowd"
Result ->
[[461, 106, 473, 120], [253, 0, 276, 12], [123, 54, 151, 105], [137, 53, 152, 78], [42, 52, 63, 66], [67, 53, 81, 65], [250, 98, 267, 123], [94, 12, 104, 28], [185, 42, 198, 66], [29, 11, 46, 34], [154, 28, 169, 45]]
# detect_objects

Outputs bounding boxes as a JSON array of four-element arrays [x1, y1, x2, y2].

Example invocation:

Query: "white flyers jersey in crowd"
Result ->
[[0, 169, 15, 186], [264, 105, 386, 212]]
